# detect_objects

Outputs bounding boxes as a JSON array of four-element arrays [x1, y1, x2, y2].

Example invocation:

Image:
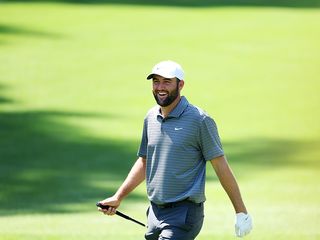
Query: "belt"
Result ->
[[151, 199, 202, 209]]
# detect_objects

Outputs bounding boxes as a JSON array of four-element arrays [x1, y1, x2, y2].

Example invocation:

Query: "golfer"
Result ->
[[98, 60, 253, 239]]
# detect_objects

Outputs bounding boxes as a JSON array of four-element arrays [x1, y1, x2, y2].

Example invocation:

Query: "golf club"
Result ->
[[96, 202, 146, 227]]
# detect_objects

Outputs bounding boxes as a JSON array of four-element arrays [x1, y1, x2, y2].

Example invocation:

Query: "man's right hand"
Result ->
[[97, 196, 121, 216]]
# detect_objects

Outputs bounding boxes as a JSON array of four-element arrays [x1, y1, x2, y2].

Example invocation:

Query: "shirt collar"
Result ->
[[157, 96, 189, 119]]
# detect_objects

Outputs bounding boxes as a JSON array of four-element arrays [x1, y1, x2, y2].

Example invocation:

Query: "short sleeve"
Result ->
[[137, 118, 148, 157], [198, 116, 224, 161]]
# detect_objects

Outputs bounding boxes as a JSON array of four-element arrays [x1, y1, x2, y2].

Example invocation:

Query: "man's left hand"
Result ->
[[235, 212, 252, 237]]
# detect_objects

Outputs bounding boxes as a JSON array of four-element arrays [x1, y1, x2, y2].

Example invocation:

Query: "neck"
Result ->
[[160, 96, 181, 118]]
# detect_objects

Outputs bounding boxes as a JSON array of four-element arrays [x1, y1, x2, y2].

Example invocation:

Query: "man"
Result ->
[[98, 60, 253, 239]]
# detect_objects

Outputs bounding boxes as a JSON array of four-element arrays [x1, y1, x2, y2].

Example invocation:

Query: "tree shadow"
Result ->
[[0, 84, 14, 104], [0, 100, 145, 215], [3, 0, 320, 8], [225, 138, 319, 178], [0, 96, 13, 104], [205, 137, 320, 181], [0, 24, 63, 45], [225, 138, 318, 167], [0, 86, 318, 216]]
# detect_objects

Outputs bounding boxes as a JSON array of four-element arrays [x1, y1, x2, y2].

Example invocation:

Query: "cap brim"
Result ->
[[146, 74, 154, 80]]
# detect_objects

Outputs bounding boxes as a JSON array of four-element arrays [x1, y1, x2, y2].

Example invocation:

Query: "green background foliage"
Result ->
[[0, 1, 319, 239]]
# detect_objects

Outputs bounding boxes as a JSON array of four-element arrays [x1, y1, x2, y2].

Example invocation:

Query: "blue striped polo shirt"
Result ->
[[138, 96, 224, 205]]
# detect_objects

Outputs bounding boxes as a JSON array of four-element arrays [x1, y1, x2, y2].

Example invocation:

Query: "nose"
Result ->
[[154, 82, 166, 91]]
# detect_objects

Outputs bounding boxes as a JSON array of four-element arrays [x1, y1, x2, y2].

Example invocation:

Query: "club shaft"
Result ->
[[116, 211, 146, 227]]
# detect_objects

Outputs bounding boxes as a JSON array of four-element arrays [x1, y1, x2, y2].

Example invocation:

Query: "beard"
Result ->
[[153, 83, 180, 107]]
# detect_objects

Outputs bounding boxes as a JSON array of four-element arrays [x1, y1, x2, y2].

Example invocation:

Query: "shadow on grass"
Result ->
[[0, 106, 145, 215], [0, 88, 319, 216], [0, 24, 62, 38], [206, 138, 320, 182], [0, 84, 14, 104], [224, 138, 320, 180], [0, 96, 13, 104], [3, 0, 320, 8]]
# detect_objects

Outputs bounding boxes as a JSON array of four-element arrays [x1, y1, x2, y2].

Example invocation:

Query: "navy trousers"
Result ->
[[145, 201, 204, 240]]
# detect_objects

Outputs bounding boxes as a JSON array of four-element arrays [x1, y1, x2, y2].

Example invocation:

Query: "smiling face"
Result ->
[[152, 75, 184, 107]]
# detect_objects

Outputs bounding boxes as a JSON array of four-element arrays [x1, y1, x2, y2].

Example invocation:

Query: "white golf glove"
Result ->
[[235, 212, 252, 237]]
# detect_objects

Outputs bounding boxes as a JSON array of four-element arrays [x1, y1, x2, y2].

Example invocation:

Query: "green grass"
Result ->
[[0, 1, 320, 239]]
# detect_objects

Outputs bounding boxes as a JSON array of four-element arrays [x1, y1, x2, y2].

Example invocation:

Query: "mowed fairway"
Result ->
[[0, 1, 320, 239]]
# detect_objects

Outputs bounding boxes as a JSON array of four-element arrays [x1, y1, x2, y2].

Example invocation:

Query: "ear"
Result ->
[[179, 80, 185, 91]]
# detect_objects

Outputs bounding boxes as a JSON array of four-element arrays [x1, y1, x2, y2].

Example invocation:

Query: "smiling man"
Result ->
[[150, 73, 184, 117], [152, 75, 181, 108], [98, 60, 252, 239]]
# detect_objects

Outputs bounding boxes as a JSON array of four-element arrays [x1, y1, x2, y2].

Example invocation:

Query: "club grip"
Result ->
[[96, 202, 112, 210], [96, 202, 146, 227], [96, 203, 127, 219], [96, 203, 122, 217]]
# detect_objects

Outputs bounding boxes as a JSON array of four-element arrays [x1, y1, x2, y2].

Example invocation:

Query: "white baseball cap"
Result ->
[[147, 60, 184, 80]]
